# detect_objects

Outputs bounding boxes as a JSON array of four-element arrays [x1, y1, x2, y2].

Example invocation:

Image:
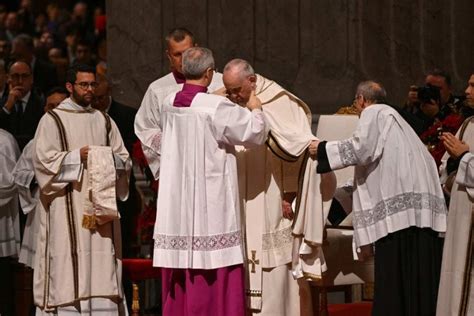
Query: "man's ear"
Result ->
[[66, 82, 74, 94]]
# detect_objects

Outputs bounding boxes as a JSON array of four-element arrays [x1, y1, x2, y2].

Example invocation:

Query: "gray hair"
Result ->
[[181, 47, 214, 80], [356, 80, 387, 104], [223, 58, 255, 79]]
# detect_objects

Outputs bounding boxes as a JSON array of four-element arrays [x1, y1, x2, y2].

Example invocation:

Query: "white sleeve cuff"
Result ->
[[54, 149, 83, 183], [113, 153, 126, 171], [326, 140, 344, 170]]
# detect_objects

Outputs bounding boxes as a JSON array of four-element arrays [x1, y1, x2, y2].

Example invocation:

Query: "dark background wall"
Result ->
[[107, 0, 474, 113]]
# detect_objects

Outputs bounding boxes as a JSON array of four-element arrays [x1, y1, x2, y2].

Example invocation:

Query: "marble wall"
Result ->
[[107, 0, 474, 113]]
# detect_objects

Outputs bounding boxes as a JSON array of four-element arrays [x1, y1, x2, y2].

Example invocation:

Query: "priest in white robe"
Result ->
[[33, 64, 131, 315], [313, 81, 447, 316], [437, 74, 474, 316], [134, 27, 223, 177], [221, 59, 333, 316], [152, 47, 266, 316]]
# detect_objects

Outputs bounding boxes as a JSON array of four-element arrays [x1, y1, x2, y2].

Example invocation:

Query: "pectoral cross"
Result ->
[[247, 250, 260, 273]]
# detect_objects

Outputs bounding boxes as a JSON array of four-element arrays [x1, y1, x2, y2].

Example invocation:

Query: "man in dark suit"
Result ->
[[0, 60, 43, 150], [92, 74, 139, 257], [11, 34, 58, 95]]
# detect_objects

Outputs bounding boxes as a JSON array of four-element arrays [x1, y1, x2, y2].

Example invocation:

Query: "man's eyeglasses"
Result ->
[[75, 81, 99, 90]]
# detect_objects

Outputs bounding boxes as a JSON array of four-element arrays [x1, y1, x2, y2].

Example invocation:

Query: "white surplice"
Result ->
[[152, 92, 266, 270], [437, 117, 474, 316], [0, 128, 21, 257], [323, 104, 447, 254], [238, 75, 327, 315], [33, 98, 131, 314], [13, 139, 41, 268], [134, 71, 223, 178]]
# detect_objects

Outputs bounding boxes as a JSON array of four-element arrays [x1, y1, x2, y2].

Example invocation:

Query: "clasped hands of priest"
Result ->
[[440, 132, 470, 159]]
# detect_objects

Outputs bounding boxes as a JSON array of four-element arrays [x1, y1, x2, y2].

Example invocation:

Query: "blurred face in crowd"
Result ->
[[425, 75, 451, 105], [46, 4, 59, 21], [48, 47, 63, 63], [91, 79, 110, 112], [5, 12, 19, 32], [166, 35, 193, 74], [39, 32, 54, 49], [21, 0, 32, 11], [8, 61, 33, 98], [66, 71, 96, 107], [465, 75, 474, 109], [73, 2, 88, 20], [75, 43, 92, 64], [223, 70, 256, 106], [35, 13, 47, 33], [44, 92, 67, 112]]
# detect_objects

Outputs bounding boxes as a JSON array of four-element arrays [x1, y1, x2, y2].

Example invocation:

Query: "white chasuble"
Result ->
[[0, 128, 21, 257], [135, 72, 223, 178], [33, 98, 130, 313], [437, 117, 474, 316], [239, 75, 330, 314]]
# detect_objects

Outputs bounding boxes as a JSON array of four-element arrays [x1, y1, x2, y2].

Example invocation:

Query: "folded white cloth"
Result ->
[[82, 146, 119, 229]]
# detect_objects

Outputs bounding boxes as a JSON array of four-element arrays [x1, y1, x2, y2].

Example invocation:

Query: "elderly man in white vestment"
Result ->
[[437, 74, 474, 316], [33, 64, 131, 315], [313, 81, 447, 316], [222, 59, 328, 316], [152, 47, 266, 316], [0, 128, 20, 315], [135, 27, 223, 177]]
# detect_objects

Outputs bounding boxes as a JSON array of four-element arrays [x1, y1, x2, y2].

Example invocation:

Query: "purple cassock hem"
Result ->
[[172, 70, 186, 84], [161, 264, 246, 316], [173, 83, 208, 108]]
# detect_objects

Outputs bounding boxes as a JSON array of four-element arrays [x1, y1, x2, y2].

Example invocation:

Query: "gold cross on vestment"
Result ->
[[248, 250, 260, 273]]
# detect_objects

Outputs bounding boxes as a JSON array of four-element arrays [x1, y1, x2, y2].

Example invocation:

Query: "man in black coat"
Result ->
[[0, 60, 43, 150]]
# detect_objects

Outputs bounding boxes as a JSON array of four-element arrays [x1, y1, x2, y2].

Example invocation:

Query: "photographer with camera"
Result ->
[[407, 70, 465, 166], [404, 69, 463, 118]]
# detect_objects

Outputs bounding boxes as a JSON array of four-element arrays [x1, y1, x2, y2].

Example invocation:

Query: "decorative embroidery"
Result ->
[[151, 132, 162, 153], [154, 231, 242, 251], [262, 226, 293, 251], [246, 289, 262, 297], [353, 192, 447, 229], [338, 139, 357, 166]]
